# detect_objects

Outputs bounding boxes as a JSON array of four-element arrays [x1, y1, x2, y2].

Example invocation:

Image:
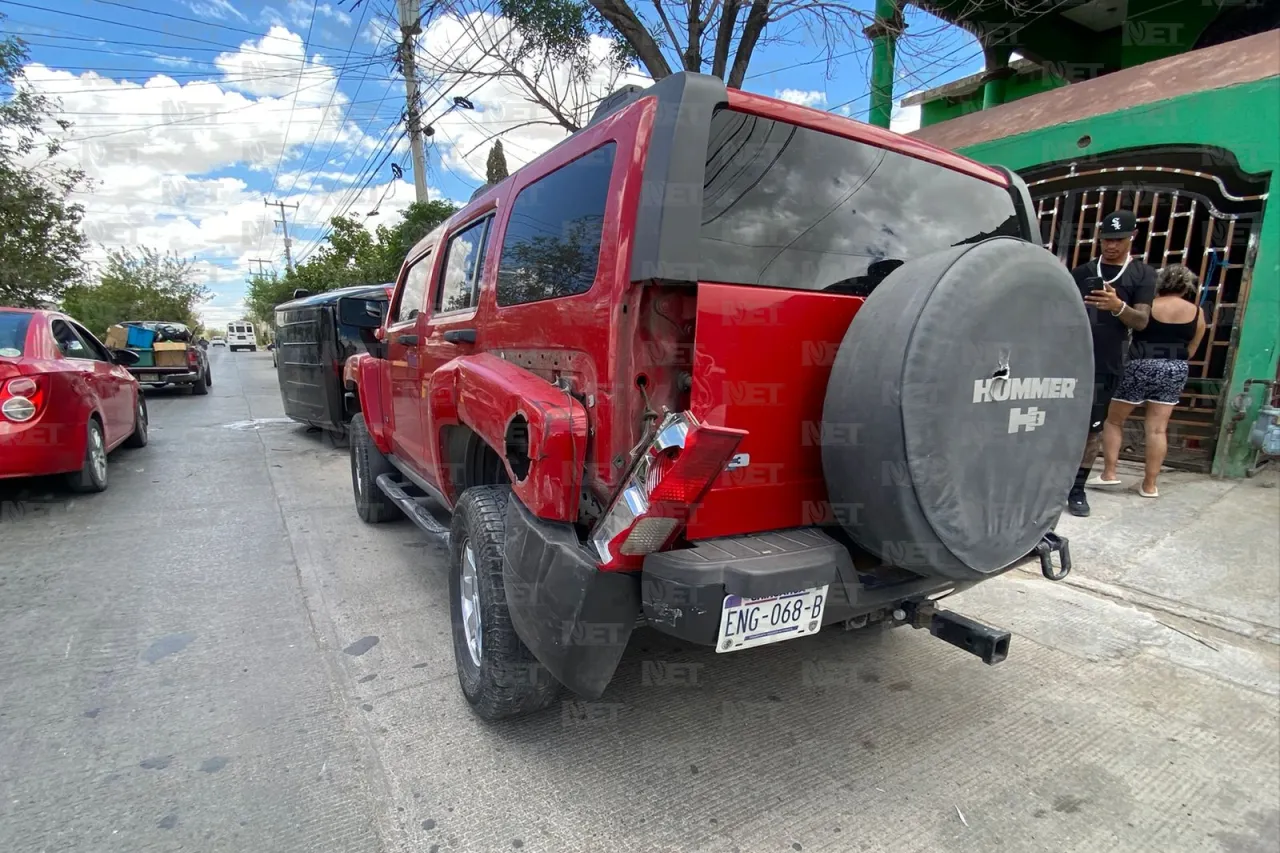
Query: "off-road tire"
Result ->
[[123, 395, 149, 448], [67, 418, 108, 493], [191, 368, 209, 395], [349, 414, 400, 523], [449, 486, 560, 721]]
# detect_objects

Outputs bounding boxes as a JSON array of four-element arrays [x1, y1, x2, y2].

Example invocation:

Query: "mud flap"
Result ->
[[502, 497, 640, 699]]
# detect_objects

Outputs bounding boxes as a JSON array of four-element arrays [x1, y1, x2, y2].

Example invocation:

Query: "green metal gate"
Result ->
[[1022, 150, 1269, 470]]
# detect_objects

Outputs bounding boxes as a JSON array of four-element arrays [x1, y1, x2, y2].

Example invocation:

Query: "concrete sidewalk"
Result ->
[[1049, 462, 1280, 644]]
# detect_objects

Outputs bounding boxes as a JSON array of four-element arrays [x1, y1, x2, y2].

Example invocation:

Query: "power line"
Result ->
[[261, 0, 321, 259], [3, 0, 366, 55], [280, 0, 376, 202]]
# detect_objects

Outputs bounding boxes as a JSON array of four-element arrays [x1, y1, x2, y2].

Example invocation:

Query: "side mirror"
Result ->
[[292, 288, 311, 299], [338, 296, 384, 329], [112, 349, 140, 366]]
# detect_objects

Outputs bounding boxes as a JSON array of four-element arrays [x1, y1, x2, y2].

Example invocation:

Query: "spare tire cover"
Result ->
[[821, 237, 1092, 580]]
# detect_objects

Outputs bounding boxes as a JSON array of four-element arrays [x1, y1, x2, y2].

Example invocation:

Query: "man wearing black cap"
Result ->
[[1067, 209, 1157, 516]]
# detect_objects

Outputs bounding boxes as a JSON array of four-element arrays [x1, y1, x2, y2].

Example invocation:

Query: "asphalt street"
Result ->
[[0, 347, 1276, 853]]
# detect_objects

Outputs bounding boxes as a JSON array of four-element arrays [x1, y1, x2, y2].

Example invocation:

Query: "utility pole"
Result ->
[[265, 198, 299, 273], [247, 258, 274, 281], [397, 0, 429, 203]]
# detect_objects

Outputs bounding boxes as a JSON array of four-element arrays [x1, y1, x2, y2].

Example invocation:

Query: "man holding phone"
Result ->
[[1067, 209, 1156, 516]]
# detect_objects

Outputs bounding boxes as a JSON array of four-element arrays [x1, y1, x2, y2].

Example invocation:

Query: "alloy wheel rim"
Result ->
[[90, 428, 107, 482], [137, 402, 147, 440], [459, 539, 483, 667]]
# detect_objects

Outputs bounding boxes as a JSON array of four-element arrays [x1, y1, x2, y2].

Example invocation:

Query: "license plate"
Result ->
[[139, 374, 161, 383], [717, 585, 829, 653]]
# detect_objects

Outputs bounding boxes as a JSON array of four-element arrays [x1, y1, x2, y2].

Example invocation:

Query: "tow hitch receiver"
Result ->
[[903, 602, 1011, 665]]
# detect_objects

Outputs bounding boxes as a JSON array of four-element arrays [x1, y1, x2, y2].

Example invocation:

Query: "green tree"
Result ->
[[61, 247, 209, 336], [247, 200, 460, 328], [486, 141, 510, 184], [0, 16, 89, 307]]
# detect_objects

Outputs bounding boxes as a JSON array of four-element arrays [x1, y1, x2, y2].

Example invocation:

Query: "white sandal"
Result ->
[[1087, 475, 1122, 486], [1139, 486, 1159, 498]]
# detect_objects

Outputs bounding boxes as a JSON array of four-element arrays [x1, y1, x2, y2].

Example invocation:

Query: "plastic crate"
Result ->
[[126, 326, 156, 348], [132, 350, 154, 367]]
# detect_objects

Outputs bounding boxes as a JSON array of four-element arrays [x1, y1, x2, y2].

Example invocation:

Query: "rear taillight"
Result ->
[[1, 376, 45, 423], [187, 349, 199, 366], [590, 412, 746, 569]]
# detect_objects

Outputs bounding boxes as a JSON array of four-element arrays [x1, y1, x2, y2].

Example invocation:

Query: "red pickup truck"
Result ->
[[344, 73, 1088, 720]]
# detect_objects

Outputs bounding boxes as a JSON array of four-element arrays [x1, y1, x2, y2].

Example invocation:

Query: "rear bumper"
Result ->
[[502, 498, 640, 700], [0, 421, 84, 478], [132, 370, 200, 385], [641, 527, 976, 646]]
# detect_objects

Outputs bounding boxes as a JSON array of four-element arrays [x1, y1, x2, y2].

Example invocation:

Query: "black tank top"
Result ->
[[1131, 314, 1197, 360]]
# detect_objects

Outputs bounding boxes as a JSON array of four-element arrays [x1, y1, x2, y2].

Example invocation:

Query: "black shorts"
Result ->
[[1090, 372, 1121, 433]]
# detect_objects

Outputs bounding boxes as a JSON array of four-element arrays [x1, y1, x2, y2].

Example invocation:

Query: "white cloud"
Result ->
[[776, 89, 827, 108], [213, 27, 338, 100], [891, 90, 922, 134], [188, 0, 248, 22], [267, 0, 352, 28], [14, 27, 407, 328], [139, 52, 197, 69], [414, 12, 650, 183]]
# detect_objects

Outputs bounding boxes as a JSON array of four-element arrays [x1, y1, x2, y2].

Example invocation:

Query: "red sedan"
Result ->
[[0, 308, 149, 492]]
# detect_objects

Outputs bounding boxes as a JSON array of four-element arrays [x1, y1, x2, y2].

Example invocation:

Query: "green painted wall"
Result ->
[[954, 78, 1280, 477]]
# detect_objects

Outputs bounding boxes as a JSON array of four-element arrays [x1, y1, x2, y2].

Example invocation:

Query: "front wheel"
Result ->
[[349, 414, 400, 523], [449, 487, 560, 721], [123, 395, 149, 448], [67, 418, 108, 493]]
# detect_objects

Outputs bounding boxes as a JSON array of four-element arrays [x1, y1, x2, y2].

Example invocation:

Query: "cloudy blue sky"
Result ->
[[3, 0, 987, 326]]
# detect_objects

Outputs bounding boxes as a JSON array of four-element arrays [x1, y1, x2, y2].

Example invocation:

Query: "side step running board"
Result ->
[[374, 473, 451, 541]]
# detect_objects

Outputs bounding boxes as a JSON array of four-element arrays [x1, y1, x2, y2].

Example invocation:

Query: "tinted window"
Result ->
[[70, 322, 111, 361], [699, 110, 1023, 294], [51, 320, 95, 359], [436, 217, 491, 314], [393, 252, 432, 323], [497, 143, 615, 306], [0, 312, 31, 357]]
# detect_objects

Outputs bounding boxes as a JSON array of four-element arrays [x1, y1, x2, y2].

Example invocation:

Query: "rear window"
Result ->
[[0, 312, 32, 357], [699, 109, 1023, 294]]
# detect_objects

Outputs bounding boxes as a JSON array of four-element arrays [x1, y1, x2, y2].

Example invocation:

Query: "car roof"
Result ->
[[276, 283, 393, 310]]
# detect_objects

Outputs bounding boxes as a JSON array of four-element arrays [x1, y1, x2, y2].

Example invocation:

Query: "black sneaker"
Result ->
[[1067, 487, 1090, 517]]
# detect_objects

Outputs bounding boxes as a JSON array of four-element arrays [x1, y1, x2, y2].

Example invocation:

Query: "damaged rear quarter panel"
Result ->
[[431, 352, 588, 522]]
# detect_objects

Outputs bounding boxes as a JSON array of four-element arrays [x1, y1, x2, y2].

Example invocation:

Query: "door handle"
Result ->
[[397, 334, 419, 345], [443, 329, 476, 344]]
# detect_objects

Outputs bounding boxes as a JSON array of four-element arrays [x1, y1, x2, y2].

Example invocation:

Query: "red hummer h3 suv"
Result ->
[[343, 72, 1091, 720]]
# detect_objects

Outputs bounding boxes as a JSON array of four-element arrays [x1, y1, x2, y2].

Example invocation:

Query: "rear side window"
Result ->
[[0, 312, 31, 357], [497, 143, 615, 306], [436, 216, 491, 314], [699, 109, 1023, 294]]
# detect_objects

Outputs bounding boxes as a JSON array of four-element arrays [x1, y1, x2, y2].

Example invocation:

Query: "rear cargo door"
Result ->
[[686, 284, 863, 540]]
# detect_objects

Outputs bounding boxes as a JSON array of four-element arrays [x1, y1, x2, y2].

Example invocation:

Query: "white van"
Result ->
[[226, 322, 257, 352]]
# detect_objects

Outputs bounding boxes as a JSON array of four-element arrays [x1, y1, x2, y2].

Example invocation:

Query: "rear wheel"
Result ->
[[349, 414, 400, 523], [449, 486, 560, 721], [123, 395, 149, 448], [204, 368, 212, 387], [191, 369, 209, 396], [67, 418, 108, 493]]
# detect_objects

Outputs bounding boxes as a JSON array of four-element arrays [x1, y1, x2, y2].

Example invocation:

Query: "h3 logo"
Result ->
[[1008, 406, 1046, 433]]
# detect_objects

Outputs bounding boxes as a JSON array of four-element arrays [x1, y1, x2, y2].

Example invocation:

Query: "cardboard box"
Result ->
[[153, 341, 186, 351], [154, 348, 188, 368], [104, 325, 128, 350]]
